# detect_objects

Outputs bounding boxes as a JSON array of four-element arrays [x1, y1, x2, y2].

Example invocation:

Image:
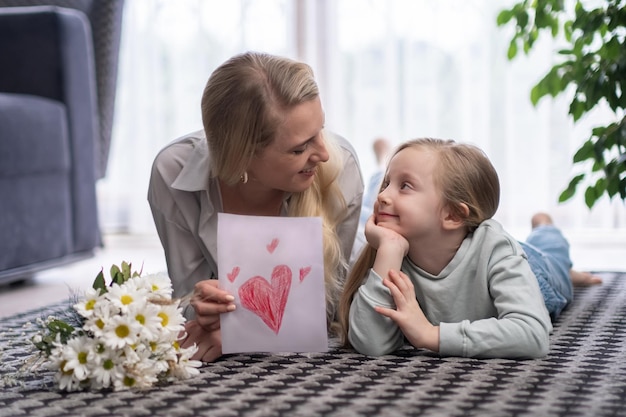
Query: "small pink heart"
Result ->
[[266, 238, 279, 254], [227, 266, 240, 283], [299, 266, 311, 282]]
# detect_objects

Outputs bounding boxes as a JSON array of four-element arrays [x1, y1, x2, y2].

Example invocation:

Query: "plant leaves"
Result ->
[[93, 270, 106, 293]]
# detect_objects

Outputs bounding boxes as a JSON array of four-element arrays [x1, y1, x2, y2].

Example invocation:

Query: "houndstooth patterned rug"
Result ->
[[1, 272, 625, 417]]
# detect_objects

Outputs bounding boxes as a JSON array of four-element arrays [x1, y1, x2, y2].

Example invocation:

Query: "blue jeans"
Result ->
[[519, 225, 574, 321]]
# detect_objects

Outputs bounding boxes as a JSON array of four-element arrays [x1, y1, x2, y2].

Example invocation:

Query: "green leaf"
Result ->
[[607, 174, 619, 197], [507, 40, 518, 60], [516, 9, 529, 29], [573, 140, 594, 162], [570, 98, 586, 121], [564, 20, 573, 42], [584, 185, 598, 208], [92, 269, 106, 293], [110, 264, 121, 280], [559, 173, 585, 202], [47, 319, 75, 344], [530, 85, 542, 106], [112, 271, 125, 286], [121, 261, 132, 281], [496, 9, 515, 26], [594, 177, 607, 195]]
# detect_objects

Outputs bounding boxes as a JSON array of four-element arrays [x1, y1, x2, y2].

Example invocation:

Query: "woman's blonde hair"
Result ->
[[338, 138, 500, 345], [201, 51, 347, 323]]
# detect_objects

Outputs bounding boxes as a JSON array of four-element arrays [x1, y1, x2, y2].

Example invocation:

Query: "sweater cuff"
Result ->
[[438, 321, 466, 357]]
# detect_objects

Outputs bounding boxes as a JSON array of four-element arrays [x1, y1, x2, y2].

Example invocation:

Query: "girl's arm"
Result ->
[[439, 253, 552, 359], [348, 268, 406, 356], [348, 216, 409, 356]]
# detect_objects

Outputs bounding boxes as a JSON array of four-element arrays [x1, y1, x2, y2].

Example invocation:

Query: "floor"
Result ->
[[0, 231, 625, 319]]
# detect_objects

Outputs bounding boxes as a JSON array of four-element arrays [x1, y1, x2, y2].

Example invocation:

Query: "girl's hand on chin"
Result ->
[[364, 214, 409, 255]]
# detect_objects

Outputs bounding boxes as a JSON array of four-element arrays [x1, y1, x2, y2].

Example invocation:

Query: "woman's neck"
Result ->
[[219, 179, 285, 216]]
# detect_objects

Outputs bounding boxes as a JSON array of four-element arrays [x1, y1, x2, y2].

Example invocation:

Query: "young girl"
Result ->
[[339, 138, 565, 359]]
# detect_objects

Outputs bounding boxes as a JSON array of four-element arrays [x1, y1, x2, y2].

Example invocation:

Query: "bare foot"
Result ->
[[531, 212, 553, 229], [570, 269, 603, 287]]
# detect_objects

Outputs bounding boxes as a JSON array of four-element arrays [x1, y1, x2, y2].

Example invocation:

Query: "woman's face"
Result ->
[[247, 96, 329, 193]]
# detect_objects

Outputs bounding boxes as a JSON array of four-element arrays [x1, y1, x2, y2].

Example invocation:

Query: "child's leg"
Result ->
[[519, 241, 570, 320], [530, 213, 602, 287], [520, 213, 575, 320], [570, 270, 603, 286]]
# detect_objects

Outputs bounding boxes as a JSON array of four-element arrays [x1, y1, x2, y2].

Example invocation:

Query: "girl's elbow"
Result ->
[[527, 329, 550, 358], [354, 343, 393, 357], [348, 331, 395, 357]]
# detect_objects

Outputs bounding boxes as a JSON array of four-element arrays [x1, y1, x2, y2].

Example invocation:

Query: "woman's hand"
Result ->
[[180, 320, 222, 362], [180, 279, 236, 362], [190, 279, 236, 331], [375, 269, 440, 353]]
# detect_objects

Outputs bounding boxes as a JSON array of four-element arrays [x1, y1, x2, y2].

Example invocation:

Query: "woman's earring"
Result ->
[[240, 171, 248, 184]]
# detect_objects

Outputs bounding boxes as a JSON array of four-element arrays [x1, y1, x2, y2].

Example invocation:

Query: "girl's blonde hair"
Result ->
[[201, 51, 347, 323], [338, 138, 500, 345]]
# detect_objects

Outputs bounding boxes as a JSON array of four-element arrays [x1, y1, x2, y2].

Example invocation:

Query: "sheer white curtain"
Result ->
[[99, 0, 626, 243]]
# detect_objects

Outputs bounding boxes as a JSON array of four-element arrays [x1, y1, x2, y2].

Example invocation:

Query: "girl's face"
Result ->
[[375, 146, 445, 241], [247, 96, 329, 193]]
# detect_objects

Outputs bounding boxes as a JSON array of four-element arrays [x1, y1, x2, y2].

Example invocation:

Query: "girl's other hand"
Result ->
[[375, 269, 439, 353]]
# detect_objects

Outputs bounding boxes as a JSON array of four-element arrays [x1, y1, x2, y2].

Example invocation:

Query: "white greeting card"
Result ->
[[217, 213, 328, 354]]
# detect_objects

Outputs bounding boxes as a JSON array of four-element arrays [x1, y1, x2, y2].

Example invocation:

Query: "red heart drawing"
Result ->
[[266, 238, 279, 254], [238, 265, 292, 334], [227, 266, 240, 283], [299, 266, 311, 282]]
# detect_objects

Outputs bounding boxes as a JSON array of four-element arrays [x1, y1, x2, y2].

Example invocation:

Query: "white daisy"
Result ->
[[169, 344, 202, 380], [89, 345, 124, 390], [135, 272, 173, 299], [101, 314, 141, 349], [155, 302, 186, 334], [73, 287, 103, 319], [59, 335, 96, 381], [127, 301, 163, 341], [82, 301, 115, 338], [105, 282, 148, 313]]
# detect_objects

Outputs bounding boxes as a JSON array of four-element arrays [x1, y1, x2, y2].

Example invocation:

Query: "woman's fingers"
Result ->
[[180, 320, 223, 362], [190, 280, 236, 316], [193, 280, 234, 303]]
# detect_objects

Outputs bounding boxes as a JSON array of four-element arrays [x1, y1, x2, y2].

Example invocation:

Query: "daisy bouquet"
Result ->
[[29, 262, 201, 391]]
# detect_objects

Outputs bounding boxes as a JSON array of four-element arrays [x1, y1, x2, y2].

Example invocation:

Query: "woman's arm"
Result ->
[[147, 158, 214, 299], [333, 134, 364, 263]]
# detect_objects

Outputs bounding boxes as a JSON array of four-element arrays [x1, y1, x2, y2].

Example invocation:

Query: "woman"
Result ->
[[148, 52, 364, 362]]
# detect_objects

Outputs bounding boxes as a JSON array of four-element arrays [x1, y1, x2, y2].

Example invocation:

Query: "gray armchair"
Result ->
[[0, 1, 124, 284]]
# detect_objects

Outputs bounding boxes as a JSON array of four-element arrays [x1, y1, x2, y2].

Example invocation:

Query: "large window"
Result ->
[[100, 0, 626, 242]]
